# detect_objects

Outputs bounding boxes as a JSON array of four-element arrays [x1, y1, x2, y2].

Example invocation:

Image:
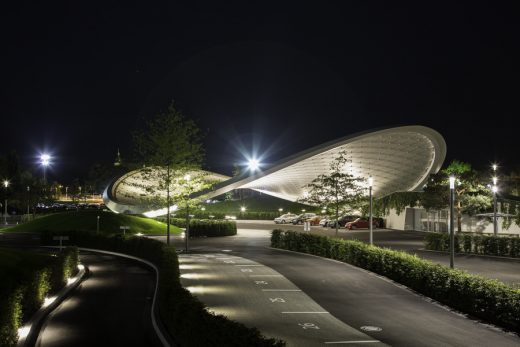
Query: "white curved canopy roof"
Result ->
[[104, 126, 446, 215]]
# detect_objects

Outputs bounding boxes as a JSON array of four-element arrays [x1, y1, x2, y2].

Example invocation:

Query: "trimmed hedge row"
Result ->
[[425, 232, 520, 258], [68, 233, 284, 346], [169, 218, 237, 237], [271, 230, 520, 333], [0, 247, 79, 347]]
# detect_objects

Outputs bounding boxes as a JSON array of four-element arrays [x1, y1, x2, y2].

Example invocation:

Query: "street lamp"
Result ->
[[40, 154, 51, 183], [492, 163, 498, 236], [368, 176, 374, 246], [240, 206, 246, 212], [492, 184, 498, 236], [247, 158, 260, 172], [3, 180, 9, 225], [449, 175, 456, 269]]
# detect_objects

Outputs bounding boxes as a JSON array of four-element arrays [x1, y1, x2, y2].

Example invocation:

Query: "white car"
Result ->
[[274, 213, 297, 224]]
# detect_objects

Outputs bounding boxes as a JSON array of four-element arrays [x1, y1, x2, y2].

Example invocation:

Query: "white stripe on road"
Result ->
[[325, 341, 380, 344], [281, 311, 329, 314]]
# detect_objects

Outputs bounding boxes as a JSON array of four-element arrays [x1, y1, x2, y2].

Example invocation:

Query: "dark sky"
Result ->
[[1, 1, 517, 182]]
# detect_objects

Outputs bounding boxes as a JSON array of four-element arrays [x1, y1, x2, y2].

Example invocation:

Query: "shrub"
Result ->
[[272, 230, 520, 333], [0, 247, 79, 347], [169, 218, 237, 237], [425, 232, 520, 258]]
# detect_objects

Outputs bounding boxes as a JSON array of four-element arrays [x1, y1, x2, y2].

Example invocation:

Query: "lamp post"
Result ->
[[96, 215, 100, 233], [449, 175, 455, 269], [65, 186, 68, 200], [368, 176, 374, 246], [492, 164, 498, 236], [40, 154, 51, 184], [26, 186, 30, 217], [184, 174, 191, 253], [3, 180, 9, 225]]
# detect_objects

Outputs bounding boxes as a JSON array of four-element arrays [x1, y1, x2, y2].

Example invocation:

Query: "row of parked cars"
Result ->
[[274, 213, 382, 229]]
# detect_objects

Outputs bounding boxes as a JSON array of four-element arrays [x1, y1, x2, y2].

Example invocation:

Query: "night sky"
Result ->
[[1, 1, 517, 182]]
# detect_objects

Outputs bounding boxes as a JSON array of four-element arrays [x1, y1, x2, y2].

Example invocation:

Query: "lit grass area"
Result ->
[[5, 210, 181, 235], [202, 195, 314, 214]]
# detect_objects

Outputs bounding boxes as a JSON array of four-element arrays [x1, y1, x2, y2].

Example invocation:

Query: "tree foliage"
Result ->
[[298, 151, 365, 234]]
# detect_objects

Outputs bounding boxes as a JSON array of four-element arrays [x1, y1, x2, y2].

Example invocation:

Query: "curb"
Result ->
[[16, 265, 87, 347], [77, 247, 173, 347]]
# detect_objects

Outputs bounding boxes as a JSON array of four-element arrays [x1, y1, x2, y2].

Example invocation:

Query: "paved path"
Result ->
[[161, 227, 520, 346], [36, 252, 160, 347]]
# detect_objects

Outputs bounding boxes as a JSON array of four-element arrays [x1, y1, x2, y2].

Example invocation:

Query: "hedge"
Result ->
[[271, 229, 520, 333], [0, 247, 79, 347], [425, 232, 520, 258], [168, 218, 237, 237], [66, 232, 284, 346]]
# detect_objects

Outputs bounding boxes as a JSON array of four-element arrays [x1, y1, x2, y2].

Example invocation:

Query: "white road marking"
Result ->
[[282, 311, 329, 314], [262, 289, 302, 292], [324, 341, 380, 344]]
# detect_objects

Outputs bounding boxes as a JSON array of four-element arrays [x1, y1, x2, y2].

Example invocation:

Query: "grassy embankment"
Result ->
[[5, 210, 182, 235]]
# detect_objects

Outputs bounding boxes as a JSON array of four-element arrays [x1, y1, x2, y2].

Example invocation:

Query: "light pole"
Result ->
[[368, 176, 374, 246], [65, 186, 68, 200], [184, 174, 191, 253], [40, 154, 51, 184], [449, 175, 455, 269], [96, 215, 100, 233], [492, 164, 498, 236], [3, 180, 9, 225]]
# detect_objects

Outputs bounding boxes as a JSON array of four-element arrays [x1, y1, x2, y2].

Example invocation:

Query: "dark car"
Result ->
[[291, 213, 316, 225], [328, 215, 359, 228]]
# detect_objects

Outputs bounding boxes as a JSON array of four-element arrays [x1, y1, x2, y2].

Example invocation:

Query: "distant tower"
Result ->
[[114, 148, 122, 167]]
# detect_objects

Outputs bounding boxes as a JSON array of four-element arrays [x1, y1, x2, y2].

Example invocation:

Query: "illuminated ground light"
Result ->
[[180, 273, 218, 280], [77, 264, 85, 271], [18, 325, 31, 339], [42, 296, 57, 308], [179, 264, 206, 270], [186, 285, 226, 295], [67, 276, 78, 285]]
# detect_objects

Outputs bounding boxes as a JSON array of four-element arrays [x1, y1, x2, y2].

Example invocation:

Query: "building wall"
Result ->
[[384, 207, 520, 235]]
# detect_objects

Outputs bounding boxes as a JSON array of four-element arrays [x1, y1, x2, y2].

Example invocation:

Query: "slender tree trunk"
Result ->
[[166, 165, 170, 245]]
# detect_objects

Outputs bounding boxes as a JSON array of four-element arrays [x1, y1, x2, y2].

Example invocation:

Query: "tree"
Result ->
[[133, 101, 204, 245], [298, 151, 365, 235], [421, 160, 491, 232]]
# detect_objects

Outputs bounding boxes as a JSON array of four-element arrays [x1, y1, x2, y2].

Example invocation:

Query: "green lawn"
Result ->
[[5, 210, 181, 236], [202, 195, 315, 214]]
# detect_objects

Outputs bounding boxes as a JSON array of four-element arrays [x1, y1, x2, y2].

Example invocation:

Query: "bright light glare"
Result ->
[[143, 205, 178, 217], [3, 180, 8, 188], [248, 158, 260, 171], [492, 185, 498, 193], [368, 176, 374, 187], [41, 154, 51, 166], [136, 232, 144, 237], [77, 264, 85, 271], [18, 325, 31, 339], [240, 206, 246, 212], [184, 174, 191, 181], [492, 164, 497, 171], [492, 176, 497, 185], [67, 277, 77, 285]]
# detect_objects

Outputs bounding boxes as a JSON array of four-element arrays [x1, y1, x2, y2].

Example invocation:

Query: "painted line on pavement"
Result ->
[[281, 311, 329, 314], [324, 341, 380, 344]]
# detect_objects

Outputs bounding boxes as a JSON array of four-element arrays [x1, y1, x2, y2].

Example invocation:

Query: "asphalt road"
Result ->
[[163, 226, 520, 346], [239, 220, 520, 286], [36, 252, 160, 347]]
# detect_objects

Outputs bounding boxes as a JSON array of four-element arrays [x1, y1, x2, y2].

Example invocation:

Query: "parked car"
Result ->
[[319, 218, 329, 227], [328, 215, 359, 228], [345, 217, 379, 230], [307, 215, 323, 226], [274, 213, 297, 224], [292, 213, 317, 225]]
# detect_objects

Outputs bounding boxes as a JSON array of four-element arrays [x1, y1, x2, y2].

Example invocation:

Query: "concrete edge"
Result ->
[[16, 265, 87, 347], [266, 246, 520, 338], [77, 247, 174, 347]]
